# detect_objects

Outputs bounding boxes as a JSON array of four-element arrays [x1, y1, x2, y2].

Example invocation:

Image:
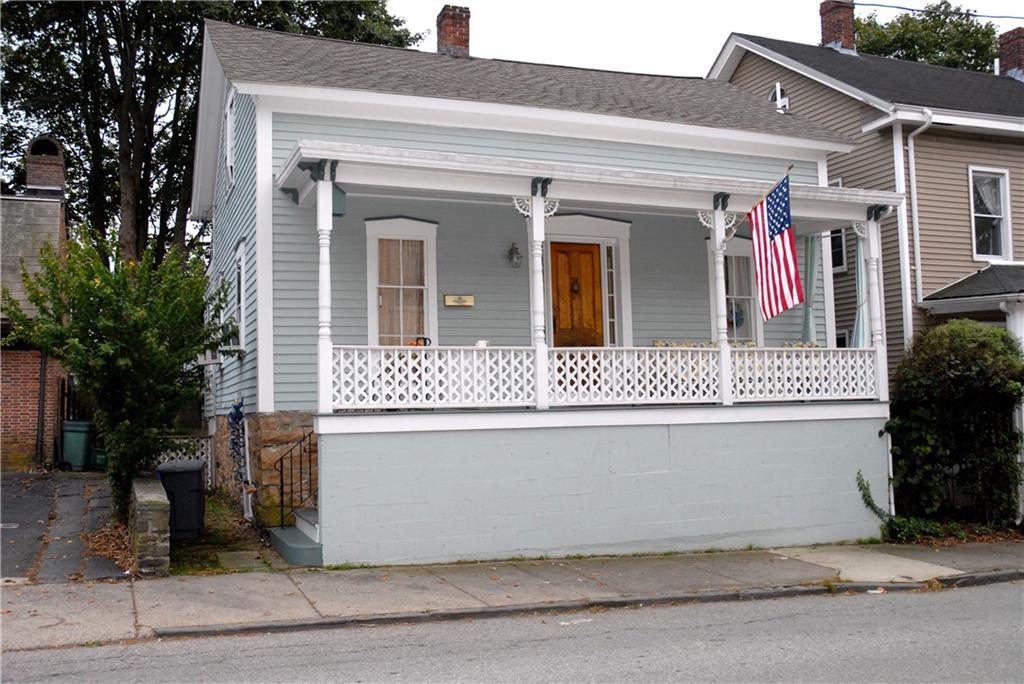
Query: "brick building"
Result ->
[[1, 135, 67, 470]]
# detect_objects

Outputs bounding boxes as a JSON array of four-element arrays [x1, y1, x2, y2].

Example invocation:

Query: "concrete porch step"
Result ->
[[294, 507, 319, 543], [268, 526, 322, 567]]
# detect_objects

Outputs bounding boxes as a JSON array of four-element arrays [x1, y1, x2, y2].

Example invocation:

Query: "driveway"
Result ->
[[1, 472, 124, 583]]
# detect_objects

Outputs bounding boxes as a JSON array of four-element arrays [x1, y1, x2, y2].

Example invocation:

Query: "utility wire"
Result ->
[[853, 2, 1024, 21]]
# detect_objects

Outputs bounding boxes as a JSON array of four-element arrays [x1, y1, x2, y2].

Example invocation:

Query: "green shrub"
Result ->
[[2, 227, 235, 520], [886, 319, 1024, 525]]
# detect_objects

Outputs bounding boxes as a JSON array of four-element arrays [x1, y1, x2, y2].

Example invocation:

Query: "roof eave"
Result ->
[[921, 292, 1024, 313], [237, 81, 856, 156], [190, 32, 227, 221], [863, 106, 1024, 137]]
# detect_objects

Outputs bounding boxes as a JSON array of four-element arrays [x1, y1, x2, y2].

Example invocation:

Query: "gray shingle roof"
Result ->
[[205, 20, 851, 145], [737, 34, 1024, 118], [925, 264, 1024, 301]]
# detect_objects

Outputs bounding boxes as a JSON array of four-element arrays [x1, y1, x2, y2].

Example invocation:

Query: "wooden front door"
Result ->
[[551, 242, 604, 347]]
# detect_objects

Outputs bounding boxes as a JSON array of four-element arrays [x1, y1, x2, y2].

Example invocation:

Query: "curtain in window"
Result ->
[[974, 174, 1001, 216], [801, 234, 819, 345]]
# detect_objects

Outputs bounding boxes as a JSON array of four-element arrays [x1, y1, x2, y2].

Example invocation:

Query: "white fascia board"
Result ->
[[276, 139, 901, 221], [863, 106, 1024, 137], [191, 34, 228, 220], [315, 401, 889, 435], [0, 194, 62, 204], [708, 36, 892, 113], [922, 293, 1024, 314], [238, 84, 854, 157]]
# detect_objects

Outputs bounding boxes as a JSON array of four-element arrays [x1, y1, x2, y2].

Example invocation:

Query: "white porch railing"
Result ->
[[333, 346, 536, 409], [548, 347, 720, 405], [332, 345, 879, 410], [731, 347, 878, 402]]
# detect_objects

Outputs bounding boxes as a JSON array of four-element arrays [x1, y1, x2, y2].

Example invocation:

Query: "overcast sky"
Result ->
[[386, 0, 1023, 77]]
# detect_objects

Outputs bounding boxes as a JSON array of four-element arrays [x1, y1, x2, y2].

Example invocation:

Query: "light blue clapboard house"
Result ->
[[191, 8, 902, 566]]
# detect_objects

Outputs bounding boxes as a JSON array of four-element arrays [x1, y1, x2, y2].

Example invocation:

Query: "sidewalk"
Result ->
[[2, 541, 1021, 651]]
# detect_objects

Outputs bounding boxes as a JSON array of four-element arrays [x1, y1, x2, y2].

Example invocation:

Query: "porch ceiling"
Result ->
[[276, 140, 903, 226]]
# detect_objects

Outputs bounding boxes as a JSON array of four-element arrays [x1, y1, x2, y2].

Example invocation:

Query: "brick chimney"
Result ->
[[1000, 27, 1024, 81], [436, 5, 470, 57], [820, 1, 855, 52], [25, 135, 65, 195]]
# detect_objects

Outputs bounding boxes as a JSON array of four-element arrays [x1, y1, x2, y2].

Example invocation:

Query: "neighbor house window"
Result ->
[[970, 167, 1011, 260], [970, 167, 1011, 259], [224, 89, 236, 191], [366, 218, 438, 346], [830, 228, 846, 272]]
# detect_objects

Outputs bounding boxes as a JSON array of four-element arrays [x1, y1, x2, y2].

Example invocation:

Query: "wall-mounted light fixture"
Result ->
[[507, 242, 523, 268]]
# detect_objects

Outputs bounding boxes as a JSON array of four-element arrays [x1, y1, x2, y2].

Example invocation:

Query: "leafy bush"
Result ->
[[2, 227, 234, 520], [886, 320, 1024, 524], [857, 470, 964, 542]]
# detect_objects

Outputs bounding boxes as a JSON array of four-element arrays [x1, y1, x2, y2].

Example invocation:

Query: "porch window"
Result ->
[[970, 167, 1011, 260], [378, 239, 426, 345], [725, 255, 755, 343], [830, 228, 846, 272], [366, 218, 439, 346], [605, 244, 617, 345]]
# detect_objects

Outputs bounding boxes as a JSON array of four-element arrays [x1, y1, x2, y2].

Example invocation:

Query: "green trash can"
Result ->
[[62, 420, 93, 471], [91, 447, 108, 471]]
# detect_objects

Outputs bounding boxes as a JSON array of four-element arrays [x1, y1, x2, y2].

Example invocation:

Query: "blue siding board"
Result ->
[[205, 94, 258, 416]]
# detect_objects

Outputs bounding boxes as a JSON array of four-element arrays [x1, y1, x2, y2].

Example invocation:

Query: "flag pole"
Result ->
[[727, 164, 795, 234]]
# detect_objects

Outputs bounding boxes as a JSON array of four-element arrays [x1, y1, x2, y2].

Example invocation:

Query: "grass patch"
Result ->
[[169, 488, 267, 576]]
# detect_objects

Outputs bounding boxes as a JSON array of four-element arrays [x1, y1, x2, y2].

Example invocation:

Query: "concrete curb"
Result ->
[[150, 581, 939, 640], [935, 569, 1024, 588]]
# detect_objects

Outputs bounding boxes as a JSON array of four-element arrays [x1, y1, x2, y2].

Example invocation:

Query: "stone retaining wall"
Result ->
[[209, 411, 316, 526], [130, 478, 170, 576]]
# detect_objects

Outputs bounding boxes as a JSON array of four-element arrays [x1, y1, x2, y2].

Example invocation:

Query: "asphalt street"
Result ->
[[3, 582, 1022, 683]]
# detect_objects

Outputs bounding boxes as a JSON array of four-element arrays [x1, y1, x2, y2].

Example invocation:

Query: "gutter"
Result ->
[[906, 109, 933, 304]]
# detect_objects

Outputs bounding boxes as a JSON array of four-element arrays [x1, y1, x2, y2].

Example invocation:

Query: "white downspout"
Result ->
[[891, 122, 914, 349], [907, 109, 933, 304]]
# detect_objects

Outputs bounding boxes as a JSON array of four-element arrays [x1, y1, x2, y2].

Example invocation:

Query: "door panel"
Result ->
[[551, 242, 604, 347]]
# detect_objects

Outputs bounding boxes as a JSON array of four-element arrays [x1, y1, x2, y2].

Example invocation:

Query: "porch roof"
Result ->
[[276, 140, 903, 227]]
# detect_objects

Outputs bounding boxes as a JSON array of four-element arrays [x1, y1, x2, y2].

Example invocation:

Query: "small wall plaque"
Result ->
[[444, 294, 475, 307]]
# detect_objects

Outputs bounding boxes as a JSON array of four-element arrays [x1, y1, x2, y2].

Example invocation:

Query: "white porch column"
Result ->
[[316, 179, 334, 414], [712, 209, 733, 406], [863, 216, 889, 402], [699, 201, 736, 406], [1000, 300, 1024, 523], [529, 194, 550, 410]]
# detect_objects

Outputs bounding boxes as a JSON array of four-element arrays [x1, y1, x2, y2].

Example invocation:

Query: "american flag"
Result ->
[[748, 175, 804, 321]]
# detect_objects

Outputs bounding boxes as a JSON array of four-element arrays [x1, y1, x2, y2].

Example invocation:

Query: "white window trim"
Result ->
[[224, 87, 237, 193], [706, 237, 765, 346], [365, 217, 439, 346], [541, 214, 633, 347], [830, 227, 847, 273], [969, 165, 1013, 263], [234, 241, 247, 350]]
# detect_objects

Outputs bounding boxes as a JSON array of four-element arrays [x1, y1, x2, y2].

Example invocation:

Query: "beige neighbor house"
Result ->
[[710, 1, 1024, 372]]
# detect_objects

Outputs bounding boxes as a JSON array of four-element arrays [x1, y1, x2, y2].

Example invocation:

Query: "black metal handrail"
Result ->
[[275, 430, 316, 526]]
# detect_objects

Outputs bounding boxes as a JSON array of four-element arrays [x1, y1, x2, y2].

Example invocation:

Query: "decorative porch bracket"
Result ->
[[514, 178, 559, 410], [698, 199, 742, 405]]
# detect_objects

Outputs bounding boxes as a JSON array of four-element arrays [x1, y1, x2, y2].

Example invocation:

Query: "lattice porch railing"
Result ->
[[548, 347, 720, 406], [333, 346, 536, 409], [731, 348, 877, 402]]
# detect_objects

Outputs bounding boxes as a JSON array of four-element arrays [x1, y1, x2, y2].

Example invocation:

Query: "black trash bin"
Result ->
[[157, 461, 205, 541]]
